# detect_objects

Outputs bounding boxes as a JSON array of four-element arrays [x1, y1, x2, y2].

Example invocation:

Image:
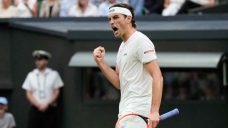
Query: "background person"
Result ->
[[39, 0, 60, 17], [0, 0, 17, 18], [68, 0, 99, 17], [16, 0, 37, 17], [22, 50, 64, 128], [0, 97, 16, 128]]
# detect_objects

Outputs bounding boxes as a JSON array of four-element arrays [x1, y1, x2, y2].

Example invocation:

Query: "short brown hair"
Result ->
[[109, 3, 136, 28]]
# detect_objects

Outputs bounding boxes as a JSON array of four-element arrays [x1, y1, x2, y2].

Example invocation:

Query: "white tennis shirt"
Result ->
[[117, 31, 157, 117], [22, 68, 64, 104]]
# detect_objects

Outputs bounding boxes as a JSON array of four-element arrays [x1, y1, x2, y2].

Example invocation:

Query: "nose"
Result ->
[[109, 18, 114, 25]]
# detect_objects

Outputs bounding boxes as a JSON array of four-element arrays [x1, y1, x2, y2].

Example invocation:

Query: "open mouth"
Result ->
[[112, 26, 118, 32]]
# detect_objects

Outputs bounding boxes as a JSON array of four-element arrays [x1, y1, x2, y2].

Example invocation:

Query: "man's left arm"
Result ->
[[49, 72, 64, 106], [49, 88, 60, 106], [144, 60, 163, 128]]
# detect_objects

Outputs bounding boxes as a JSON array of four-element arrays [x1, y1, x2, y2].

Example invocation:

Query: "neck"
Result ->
[[38, 67, 46, 73], [122, 27, 136, 42], [79, 3, 87, 12], [0, 110, 5, 118]]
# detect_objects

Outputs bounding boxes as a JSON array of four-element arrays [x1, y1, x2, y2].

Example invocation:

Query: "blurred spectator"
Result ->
[[60, 0, 76, 17], [129, 0, 144, 16], [22, 50, 64, 128], [178, 0, 216, 14], [91, 0, 104, 7], [16, 0, 37, 17], [0, 97, 16, 128], [162, 0, 184, 16], [144, 0, 164, 15], [39, 0, 60, 17], [68, 0, 98, 17], [0, 0, 17, 18], [98, 0, 116, 16], [162, 0, 216, 16]]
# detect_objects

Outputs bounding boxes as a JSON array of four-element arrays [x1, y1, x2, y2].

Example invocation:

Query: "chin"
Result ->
[[114, 35, 120, 38]]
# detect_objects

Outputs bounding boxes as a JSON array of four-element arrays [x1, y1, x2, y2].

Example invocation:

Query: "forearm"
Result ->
[[49, 89, 60, 105], [151, 76, 163, 113], [26, 91, 40, 107], [98, 62, 120, 90]]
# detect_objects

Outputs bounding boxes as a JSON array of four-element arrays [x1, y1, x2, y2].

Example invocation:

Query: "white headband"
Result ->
[[108, 7, 132, 16]]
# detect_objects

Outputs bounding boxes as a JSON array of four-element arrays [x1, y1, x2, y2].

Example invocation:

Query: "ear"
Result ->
[[126, 16, 132, 24]]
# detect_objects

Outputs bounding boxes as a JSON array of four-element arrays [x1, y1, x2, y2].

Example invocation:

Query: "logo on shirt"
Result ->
[[123, 53, 127, 56], [144, 50, 154, 54]]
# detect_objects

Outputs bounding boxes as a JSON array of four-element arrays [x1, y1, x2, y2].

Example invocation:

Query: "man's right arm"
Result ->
[[93, 46, 120, 90]]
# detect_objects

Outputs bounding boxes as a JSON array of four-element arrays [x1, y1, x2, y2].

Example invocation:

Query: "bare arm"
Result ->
[[26, 90, 40, 108], [144, 60, 163, 128], [93, 46, 120, 90], [49, 88, 60, 105], [164, 0, 170, 8]]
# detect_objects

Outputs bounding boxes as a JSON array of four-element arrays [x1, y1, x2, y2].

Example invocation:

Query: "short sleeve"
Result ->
[[8, 113, 16, 128], [53, 72, 64, 89], [22, 73, 32, 91], [136, 39, 157, 64]]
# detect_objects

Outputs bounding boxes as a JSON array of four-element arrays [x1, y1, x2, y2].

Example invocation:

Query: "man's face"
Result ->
[[2, 0, 10, 8], [0, 104, 7, 114], [108, 13, 131, 38], [78, 0, 89, 7], [35, 58, 48, 69]]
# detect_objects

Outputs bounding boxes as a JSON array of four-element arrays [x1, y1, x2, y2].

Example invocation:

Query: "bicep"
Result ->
[[115, 66, 119, 76], [26, 90, 34, 99], [144, 60, 162, 78], [53, 88, 60, 96]]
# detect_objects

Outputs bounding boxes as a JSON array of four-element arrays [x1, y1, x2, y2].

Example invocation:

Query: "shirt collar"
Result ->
[[34, 68, 51, 75]]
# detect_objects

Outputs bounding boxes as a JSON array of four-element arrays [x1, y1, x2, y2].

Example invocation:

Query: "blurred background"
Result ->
[[0, 0, 228, 128]]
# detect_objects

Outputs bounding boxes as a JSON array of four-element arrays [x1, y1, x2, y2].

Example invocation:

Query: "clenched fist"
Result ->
[[93, 46, 105, 64]]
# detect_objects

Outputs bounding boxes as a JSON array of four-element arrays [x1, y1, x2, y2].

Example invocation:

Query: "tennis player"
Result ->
[[93, 3, 163, 128]]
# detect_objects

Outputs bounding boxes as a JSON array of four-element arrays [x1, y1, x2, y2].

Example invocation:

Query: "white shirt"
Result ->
[[68, 2, 99, 17], [60, 0, 76, 17], [16, 0, 36, 18], [117, 31, 157, 117], [0, 6, 17, 18], [22, 68, 64, 104], [98, 1, 111, 16], [0, 113, 16, 128], [16, 3, 33, 18]]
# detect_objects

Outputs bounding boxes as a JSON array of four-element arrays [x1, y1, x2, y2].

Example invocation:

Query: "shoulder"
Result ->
[[47, 68, 59, 76], [5, 113, 14, 119], [26, 69, 37, 77], [135, 31, 151, 41], [135, 31, 154, 45]]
